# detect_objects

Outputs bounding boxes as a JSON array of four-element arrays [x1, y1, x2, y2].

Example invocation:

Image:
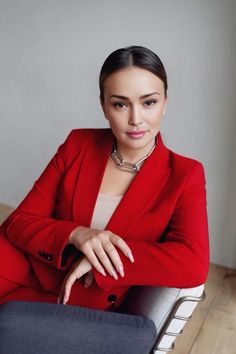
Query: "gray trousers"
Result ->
[[0, 300, 156, 354], [0, 285, 203, 354]]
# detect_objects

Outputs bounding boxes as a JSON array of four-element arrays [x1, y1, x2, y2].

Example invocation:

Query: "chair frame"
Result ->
[[151, 290, 206, 353]]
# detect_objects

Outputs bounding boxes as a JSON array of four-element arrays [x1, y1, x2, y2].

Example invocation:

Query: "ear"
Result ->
[[162, 97, 168, 116], [100, 97, 109, 120]]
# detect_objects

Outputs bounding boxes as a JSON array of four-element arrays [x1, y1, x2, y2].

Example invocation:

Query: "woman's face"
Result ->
[[101, 66, 167, 157]]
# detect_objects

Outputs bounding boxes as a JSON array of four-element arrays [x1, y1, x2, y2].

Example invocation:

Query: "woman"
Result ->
[[0, 46, 209, 311]]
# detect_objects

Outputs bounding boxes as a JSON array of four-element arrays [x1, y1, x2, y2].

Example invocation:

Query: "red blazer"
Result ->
[[0, 129, 209, 310]]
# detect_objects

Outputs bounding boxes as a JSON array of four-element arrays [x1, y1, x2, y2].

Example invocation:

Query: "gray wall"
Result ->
[[0, 0, 235, 268]]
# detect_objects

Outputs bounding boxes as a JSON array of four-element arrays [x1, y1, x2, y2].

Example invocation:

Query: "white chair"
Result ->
[[121, 284, 205, 354]]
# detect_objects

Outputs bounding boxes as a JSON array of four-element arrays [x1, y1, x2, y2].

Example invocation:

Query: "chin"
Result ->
[[126, 138, 153, 150]]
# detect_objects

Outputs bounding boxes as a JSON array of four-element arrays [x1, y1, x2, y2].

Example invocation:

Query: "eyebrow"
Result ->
[[109, 92, 160, 100]]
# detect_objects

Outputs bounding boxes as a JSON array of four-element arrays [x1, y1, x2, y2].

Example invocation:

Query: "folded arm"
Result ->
[[93, 162, 210, 291], [4, 131, 81, 270]]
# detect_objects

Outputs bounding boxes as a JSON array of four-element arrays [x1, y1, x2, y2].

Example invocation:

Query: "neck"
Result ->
[[116, 139, 156, 164]]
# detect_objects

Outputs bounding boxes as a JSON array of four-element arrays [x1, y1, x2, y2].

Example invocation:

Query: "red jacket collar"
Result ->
[[73, 129, 171, 236]]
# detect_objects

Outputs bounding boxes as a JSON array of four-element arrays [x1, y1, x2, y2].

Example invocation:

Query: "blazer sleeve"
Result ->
[[94, 162, 210, 291], [4, 130, 81, 270]]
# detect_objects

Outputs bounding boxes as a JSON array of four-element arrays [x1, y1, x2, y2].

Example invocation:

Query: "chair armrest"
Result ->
[[120, 285, 204, 330]]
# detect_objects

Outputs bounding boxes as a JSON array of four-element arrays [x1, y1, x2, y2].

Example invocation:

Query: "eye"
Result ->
[[112, 102, 127, 109], [144, 99, 157, 107]]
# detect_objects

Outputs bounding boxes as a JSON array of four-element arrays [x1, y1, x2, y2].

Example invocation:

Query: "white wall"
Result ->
[[0, 0, 235, 268]]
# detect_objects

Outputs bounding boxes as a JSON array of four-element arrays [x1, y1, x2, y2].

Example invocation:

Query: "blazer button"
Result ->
[[107, 294, 117, 304], [46, 254, 53, 261]]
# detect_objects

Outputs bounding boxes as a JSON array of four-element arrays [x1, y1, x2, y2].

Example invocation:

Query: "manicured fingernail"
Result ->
[[111, 270, 118, 280], [99, 268, 106, 276], [127, 251, 134, 263], [63, 296, 68, 305], [118, 265, 124, 277]]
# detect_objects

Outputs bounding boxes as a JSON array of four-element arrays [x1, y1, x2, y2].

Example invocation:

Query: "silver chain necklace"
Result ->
[[110, 139, 156, 173]]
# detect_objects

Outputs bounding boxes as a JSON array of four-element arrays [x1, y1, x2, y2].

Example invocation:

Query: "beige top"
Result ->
[[90, 193, 123, 230]]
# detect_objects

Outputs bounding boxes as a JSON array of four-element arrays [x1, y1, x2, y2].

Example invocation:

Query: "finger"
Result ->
[[81, 245, 107, 276], [84, 271, 94, 288], [63, 272, 77, 304], [57, 294, 63, 304], [102, 241, 124, 277], [110, 235, 134, 262], [58, 277, 68, 304], [94, 244, 118, 280]]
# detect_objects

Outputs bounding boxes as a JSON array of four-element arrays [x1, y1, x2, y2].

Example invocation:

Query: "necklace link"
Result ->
[[110, 138, 157, 173]]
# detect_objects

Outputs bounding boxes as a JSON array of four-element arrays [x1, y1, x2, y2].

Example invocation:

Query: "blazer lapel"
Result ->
[[106, 132, 171, 237], [72, 129, 171, 238], [72, 129, 114, 226]]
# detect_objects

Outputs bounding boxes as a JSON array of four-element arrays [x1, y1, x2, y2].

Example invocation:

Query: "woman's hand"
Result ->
[[69, 226, 134, 279], [58, 256, 93, 305]]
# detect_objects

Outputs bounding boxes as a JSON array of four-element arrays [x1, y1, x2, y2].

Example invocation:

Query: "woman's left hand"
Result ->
[[58, 256, 93, 305]]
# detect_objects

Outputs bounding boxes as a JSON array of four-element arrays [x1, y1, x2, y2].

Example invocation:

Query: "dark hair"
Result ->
[[99, 45, 168, 102]]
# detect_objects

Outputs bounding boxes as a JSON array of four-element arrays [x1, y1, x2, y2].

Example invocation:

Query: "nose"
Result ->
[[128, 106, 143, 126]]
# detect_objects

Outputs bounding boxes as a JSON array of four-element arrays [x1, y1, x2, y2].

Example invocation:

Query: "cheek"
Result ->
[[107, 110, 126, 126], [146, 109, 163, 126], [106, 115, 123, 132]]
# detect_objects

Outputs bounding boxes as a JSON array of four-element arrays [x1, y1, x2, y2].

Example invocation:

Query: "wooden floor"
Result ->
[[0, 204, 236, 354], [172, 264, 236, 354]]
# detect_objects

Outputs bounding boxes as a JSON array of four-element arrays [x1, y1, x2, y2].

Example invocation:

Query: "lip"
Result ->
[[126, 130, 146, 138]]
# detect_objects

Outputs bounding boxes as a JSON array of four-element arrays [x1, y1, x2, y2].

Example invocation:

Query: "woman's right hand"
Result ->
[[69, 226, 134, 279]]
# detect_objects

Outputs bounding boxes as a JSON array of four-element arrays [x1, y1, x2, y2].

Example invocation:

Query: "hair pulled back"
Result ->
[[99, 45, 168, 102]]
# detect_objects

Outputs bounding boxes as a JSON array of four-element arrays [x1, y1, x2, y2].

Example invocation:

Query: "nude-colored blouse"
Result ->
[[90, 193, 123, 230]]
